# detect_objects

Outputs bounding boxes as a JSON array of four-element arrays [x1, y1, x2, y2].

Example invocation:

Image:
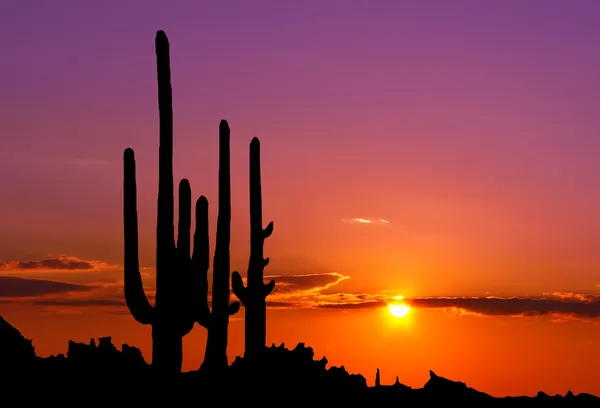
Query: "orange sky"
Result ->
[[1, 248, 599, 397], [2, 0, 600, 398]]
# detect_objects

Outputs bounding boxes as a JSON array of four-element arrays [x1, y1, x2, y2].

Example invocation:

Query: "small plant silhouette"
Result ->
[[232, 137, 276, 359], [123, 31, 238, 374]]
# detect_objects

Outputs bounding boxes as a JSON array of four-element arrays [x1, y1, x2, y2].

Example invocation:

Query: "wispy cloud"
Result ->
[[407, 295, 600, 320], [342, 218, 391, 225], [0, 276, 92, 297], [3, 255, 599, 323], [0, 255, 144, 313], [265, 281, 600, 322], [268, 273, 350, 294], [0, 255, 113, 272]]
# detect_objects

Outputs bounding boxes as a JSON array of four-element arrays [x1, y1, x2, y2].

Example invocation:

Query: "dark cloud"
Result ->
[[32, 299, 125, 307], [317, 300, 386, 309], [408, 296, 600, 319], [12, 257, 95, 270], [0, 276, 92, 297], [301, 293, 600, 321], [267, 273, 349, 294]]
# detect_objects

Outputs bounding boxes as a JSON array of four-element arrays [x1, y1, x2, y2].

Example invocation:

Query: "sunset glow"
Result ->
[[388, 303, 410, 319], [387, 295, 411, 318], [1, 0, 600, 399]]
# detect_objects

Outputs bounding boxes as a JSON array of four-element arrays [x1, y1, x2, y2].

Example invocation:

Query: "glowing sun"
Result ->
[[388, 296, 410, 318]]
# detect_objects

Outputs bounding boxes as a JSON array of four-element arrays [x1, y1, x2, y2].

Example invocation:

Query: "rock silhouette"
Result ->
[[1, 316, 598, 405], [0, 315, 35, 372]]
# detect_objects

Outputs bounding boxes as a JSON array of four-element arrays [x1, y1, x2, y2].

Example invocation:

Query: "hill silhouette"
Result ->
[[1, 30, 597, 406], [0, 316, 598, 405]]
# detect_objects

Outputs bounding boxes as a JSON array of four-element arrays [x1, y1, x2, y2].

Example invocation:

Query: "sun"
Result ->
[[388, 296, 410, 318], [388, 303, 410, 318]]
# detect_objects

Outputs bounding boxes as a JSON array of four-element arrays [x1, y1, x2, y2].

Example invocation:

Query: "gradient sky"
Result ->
[[1, 0, 600, 397]]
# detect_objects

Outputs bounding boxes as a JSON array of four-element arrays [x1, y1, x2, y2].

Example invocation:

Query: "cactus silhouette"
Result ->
[[123, 31, 238, 374], [199, 120, 240, 371], [232, 137, 276, 359]]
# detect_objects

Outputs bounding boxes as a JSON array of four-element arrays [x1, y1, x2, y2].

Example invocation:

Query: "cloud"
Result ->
[[0, 276, 92, 297], [32, 299, 125, 307], [407, 295, 600, 319], [0, 255, 112, 271], [341, 218, 391, 225], [4, 254, 598, 324], [0, 255, 150, 313], [266, 281, 600, 322], [268, 273, 349, 294], [316, 298, 387, 309], [267, 280, 390, 310]]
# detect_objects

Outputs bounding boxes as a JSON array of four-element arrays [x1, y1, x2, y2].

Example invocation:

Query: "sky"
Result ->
[[1, 0, 600, 397]]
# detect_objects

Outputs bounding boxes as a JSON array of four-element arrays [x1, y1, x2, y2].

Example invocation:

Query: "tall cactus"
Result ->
[[232, 137, 276, 359], [123, 31, 238, 374], [199, 120, 240, 371]]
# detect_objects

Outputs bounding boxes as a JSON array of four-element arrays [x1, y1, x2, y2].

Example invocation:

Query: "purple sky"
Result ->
[[2, 0, 600, 396], [1, 0, 600, 292]]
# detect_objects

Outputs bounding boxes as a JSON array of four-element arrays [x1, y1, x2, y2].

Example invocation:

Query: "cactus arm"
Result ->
[[264, 279, 275, 297], [123, 148, 154, 325], [177, 179, 191, 266], [263, 221, 273, 238], [229, 302, 240, 315], [192, 196, 211, 328], [155, 30, 175, 292], [231, 271, 247, 305], [176, 179, 195, 336]]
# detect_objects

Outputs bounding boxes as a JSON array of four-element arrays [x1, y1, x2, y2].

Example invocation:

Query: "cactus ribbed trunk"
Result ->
[[232, 137, 276, 361], [246, 138, 268, 357], [151, 325, 183, 373], [202, 120, 233, 371], [153, 28, 182, 374]]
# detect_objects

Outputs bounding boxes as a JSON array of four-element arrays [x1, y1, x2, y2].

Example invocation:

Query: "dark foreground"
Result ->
[[0, 316, 597, 406]]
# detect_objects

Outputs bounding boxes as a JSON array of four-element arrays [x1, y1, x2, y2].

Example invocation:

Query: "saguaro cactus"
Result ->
[[123, 31, 238, 374], [199, 120, 240, 371], [232, 137, 275, 359], [123, 31, 195, 374]]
